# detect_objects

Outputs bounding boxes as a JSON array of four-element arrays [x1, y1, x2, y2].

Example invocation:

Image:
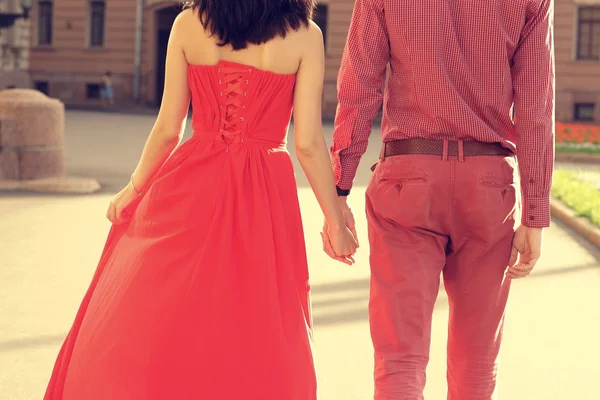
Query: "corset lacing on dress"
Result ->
[[217, 66, 251, 147]]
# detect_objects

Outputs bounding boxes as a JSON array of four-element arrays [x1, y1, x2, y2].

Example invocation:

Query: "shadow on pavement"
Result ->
[[312, 295, 366, 308], [311, 278, 369, 294], [0, 334, 65, 353], [309, 242, 600, 328], [313, 308, 369, 327], [310, 278, 449, 326]]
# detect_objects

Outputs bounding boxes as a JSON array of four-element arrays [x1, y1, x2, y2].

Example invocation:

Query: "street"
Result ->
[[1, 111, 600, 399]]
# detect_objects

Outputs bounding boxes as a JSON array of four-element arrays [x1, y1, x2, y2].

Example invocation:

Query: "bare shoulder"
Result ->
[[291, 20, 324, 56], [298, 20, 323, 46], [172, 8, 196, 32], [171, 7, 209, 52], [306, 20, 324, 42]]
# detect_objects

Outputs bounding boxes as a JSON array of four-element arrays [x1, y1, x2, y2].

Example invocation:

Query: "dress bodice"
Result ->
[[188, 61, 297, 147]]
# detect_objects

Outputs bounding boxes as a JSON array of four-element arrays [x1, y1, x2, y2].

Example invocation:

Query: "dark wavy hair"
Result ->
[[183, 0, 316, 50]]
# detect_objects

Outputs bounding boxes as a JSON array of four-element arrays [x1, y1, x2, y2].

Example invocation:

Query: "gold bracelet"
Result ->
[[130, 174, 142, 197]]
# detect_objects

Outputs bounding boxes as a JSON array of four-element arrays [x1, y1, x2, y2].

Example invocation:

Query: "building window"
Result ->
[[577, 6, 600, 60], [38, 1, 53, 46], [86, 83, 101, 99], [574, 103, 595, 121], [35, 81, 49, 95], [313, 4, 328, 49], [90, 1, 106, 47]]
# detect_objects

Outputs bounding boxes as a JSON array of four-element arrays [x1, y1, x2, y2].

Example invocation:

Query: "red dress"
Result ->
[[44, 61, 316, 400]]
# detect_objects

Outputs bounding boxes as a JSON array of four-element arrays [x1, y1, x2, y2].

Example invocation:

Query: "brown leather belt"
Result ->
[[382, 138, 513, 158]]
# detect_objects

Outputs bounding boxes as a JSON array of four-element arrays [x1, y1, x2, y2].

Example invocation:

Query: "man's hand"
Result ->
[[322, 197, 360, 264], [506, 225, 544, 279]]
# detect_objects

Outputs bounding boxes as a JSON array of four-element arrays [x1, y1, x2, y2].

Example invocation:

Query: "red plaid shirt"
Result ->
[[331, 0, 555, 228]]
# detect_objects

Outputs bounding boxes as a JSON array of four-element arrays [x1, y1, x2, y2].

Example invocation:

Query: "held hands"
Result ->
[[106, 182, 139, 225], [506, 225, 543, 279], [321, 197, 359, 265]]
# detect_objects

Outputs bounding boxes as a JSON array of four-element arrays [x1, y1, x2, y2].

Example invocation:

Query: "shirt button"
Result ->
[[529, 216, 535, 221], [529, 178, 535, 184]]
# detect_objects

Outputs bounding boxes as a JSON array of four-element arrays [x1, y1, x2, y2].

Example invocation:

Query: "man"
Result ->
[[322, 0, 554, 398]]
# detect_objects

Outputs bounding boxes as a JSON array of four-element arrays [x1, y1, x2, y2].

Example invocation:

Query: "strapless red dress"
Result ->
[[44, 61, 317, 400]]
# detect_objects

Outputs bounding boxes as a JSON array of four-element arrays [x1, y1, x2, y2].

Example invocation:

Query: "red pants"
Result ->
[[366, 151, 518, 399]]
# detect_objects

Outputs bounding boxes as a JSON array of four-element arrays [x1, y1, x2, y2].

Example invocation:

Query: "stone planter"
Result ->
[[0, 89, 65, 180], [555, 151, 600, 164]]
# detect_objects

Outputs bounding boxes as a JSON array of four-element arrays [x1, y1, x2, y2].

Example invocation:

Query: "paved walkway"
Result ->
[[557, 162, 600, 189], [1, 111, 599, 399]]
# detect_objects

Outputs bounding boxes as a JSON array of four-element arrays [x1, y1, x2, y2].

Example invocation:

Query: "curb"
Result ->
[[555, 152, 600, 164], [551, 198, 600, 248], [0, 176, 101, 194], [65, 104, 159, 116]]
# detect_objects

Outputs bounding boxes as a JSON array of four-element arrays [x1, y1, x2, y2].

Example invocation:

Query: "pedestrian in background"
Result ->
[[101, 71, 114, 106]]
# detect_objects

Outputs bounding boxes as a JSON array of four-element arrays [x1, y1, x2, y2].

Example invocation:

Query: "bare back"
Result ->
[[177, 9, 309, 75]]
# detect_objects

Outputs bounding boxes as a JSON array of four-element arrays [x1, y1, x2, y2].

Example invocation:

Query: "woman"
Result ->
[[43, 1, 357, 399], [101, 71, 114, 106]]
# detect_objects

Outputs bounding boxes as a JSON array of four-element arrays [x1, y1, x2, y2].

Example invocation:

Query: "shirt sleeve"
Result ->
[[330, 0, 390, 195], [511, 0, 555, 228]]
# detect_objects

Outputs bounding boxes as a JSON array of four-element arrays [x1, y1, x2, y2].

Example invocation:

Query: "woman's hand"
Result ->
[[106, 184, 139, 225], [321, 220, 359, 265]]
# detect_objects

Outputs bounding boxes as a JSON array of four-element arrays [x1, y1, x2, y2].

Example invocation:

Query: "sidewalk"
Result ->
[[1, 111, 599, 399]]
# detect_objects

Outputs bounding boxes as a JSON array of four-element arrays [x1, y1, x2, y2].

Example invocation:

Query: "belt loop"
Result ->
[[458, 139, 464, 162], [442, 139, 449, 162], [380, 142, 386, 161]]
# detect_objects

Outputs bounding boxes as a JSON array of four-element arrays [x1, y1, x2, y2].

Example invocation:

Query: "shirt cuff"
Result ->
[[336, 186, 351, 196], [521, 196, 551, 228]]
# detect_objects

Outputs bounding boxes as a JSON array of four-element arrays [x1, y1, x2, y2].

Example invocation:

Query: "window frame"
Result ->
[[576, 6, 600, 61], [37, 0, 53, 46], [573, 102, 596, 122], [86, 83, 102, 100], [34, 81, 50, 95], [89, 0, 106, 48]]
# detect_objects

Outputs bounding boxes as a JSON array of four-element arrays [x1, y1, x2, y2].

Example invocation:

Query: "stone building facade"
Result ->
[[556, 0, 600, 122], [27, 0, 353, 118], [24, 0, 600, 122], [0, 0, 31, 90]]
